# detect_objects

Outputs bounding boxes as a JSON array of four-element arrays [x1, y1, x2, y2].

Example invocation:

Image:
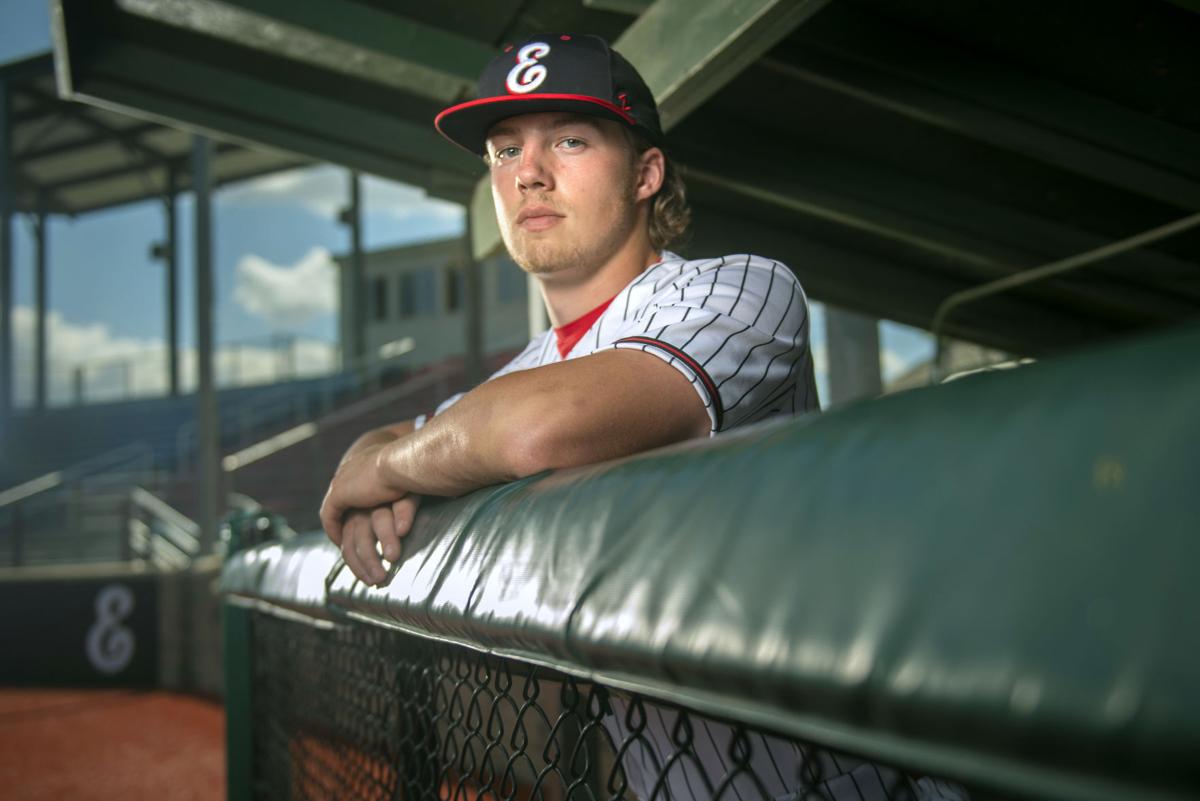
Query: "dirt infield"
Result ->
[[0, 689, 224, 801]]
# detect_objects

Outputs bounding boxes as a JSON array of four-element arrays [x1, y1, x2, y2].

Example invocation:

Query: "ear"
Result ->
[[634, 147, 665, 202]]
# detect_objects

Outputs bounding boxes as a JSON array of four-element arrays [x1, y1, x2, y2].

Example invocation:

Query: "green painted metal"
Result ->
[[193, 135, 219, 555], [219, 0, 493, 85], [32, 212, 47, 411], [616, 0, 830, 130], [119, 0, 484, 104], [54, 1, 482, 202], [796, 8, 1200, 183], [226, 320, 1200, 801], [222, 602, 254, 801], [761, 48, 1200, 212], [468, 171, 501, 262]]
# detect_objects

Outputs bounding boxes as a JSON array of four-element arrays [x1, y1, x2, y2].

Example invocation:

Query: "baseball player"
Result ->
[[320, 33, 962, 801], [320, 33, 818, 584]]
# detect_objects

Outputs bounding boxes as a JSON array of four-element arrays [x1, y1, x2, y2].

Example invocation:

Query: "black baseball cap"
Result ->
[[435, 33, 663, 156]]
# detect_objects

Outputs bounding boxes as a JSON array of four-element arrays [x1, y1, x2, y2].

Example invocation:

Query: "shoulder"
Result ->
[[492, 330, 557, 376], [649, 252, 801, 292], [636, 252, 806, 313]]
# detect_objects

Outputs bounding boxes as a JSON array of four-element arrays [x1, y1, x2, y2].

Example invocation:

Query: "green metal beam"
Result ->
[[15, 120, 161, 162], [219, 0, 492, 84], [796, 12, 1200, 183], [671, 123, 1200, 319], [66, 62, 479, 201], [119, 0, 492, 104], [615, 0, 831, 131], [760, 49, 1200, 211], [53, 1, 482, 202], [20, 85, 172, 164], [582, 0, 652, 14]]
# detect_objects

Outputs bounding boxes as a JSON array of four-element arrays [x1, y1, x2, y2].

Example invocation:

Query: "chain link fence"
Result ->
[[250, 613, 978, 801]]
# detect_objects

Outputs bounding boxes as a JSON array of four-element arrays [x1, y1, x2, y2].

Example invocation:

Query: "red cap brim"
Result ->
[[435, 94, 639, 156]]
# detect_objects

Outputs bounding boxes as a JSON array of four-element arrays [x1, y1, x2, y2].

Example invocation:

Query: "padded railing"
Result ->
[[222, 322, 1200, 801]]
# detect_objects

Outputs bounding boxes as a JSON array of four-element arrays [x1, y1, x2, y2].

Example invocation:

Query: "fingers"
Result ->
[[319, 487, 344, 546], [332, 496, 421, 587], [340, 510, 388, 586], [372, 506, 402, 563], [392, 495, 423, 539]]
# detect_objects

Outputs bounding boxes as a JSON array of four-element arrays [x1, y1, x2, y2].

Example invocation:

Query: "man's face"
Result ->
[[485, 112, 642, 280]]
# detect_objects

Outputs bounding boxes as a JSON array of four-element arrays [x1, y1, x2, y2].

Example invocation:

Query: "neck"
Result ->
[[539, 234, 660, 326]]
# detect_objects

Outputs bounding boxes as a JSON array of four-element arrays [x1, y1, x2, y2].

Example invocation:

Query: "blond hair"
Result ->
[[624, 129, 691, 252]]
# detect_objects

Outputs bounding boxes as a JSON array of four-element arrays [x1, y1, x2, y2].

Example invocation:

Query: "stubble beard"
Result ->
[[503, 184, 640, 281]]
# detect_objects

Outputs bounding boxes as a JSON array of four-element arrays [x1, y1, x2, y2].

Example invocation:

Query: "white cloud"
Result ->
[[221, 163, 463, 228], [233, 247, 337, 330], [363, 174, 463, 228], [11, 306, 339, 407], [881, 348, 915, 382]]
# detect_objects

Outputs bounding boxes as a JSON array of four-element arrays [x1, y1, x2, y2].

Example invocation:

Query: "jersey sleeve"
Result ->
[[414, 332, 555, 429], [604, 255, 814, 433]]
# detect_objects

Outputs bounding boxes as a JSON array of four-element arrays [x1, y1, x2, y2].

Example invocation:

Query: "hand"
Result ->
[[337, 496, 423, 586], [320, 444, 406, 547]]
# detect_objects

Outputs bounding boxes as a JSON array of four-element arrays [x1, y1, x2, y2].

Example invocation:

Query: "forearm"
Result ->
[[339, 419, 416, 467], [373, 350, 707, 497]]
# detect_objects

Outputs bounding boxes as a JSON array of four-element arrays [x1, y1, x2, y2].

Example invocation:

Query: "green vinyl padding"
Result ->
[[223, 322, 1200, 801]]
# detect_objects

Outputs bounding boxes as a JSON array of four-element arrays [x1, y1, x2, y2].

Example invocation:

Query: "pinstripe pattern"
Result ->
[[428, 252, 819, 431], [414, 256, 969, 799]]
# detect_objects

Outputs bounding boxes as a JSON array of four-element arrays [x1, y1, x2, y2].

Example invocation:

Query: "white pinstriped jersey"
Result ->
[[426, 253, 965, 800], [432, 251, 820, 431]]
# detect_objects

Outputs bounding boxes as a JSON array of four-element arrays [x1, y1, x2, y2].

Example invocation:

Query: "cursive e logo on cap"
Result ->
[[506, 42, 551, 94]]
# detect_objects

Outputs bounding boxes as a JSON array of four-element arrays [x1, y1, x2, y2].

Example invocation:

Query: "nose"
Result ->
[[515, 146, 553, 193]]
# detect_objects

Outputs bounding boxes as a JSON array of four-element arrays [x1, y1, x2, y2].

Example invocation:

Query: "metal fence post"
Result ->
[[223, 515, 257, 801], [223, 600, 254, 801]]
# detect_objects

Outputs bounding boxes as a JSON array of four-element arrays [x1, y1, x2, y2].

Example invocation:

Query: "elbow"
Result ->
[[501, 421, 561, 480], [497, 402, 570, 480]]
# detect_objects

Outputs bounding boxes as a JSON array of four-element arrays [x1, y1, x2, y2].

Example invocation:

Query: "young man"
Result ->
[[320, 33, 818, 586], [320, 34, 965, 801]]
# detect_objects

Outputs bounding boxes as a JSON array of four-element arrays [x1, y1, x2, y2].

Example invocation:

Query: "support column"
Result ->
[[0, 79, 13, 426], [165, 168, 180, 396], [33, 210, 47, 411], [825, 305, 882, 406], [192, 135, 220, 554], [526, 274, 548, 337], [463, 216, 483, 386], [344, 170, 367, 370]]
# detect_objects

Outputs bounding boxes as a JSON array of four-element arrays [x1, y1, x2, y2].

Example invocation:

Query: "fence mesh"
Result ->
[[250, 612, 984, 801]]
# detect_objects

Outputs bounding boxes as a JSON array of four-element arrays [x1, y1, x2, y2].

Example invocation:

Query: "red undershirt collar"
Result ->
[[553, 295, 618, 358]]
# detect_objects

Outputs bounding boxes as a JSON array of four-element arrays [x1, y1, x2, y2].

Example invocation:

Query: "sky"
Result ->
[[1, 0, 933, 408]]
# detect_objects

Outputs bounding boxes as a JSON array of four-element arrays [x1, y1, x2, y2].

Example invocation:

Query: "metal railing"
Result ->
[[126, 485, 201, 569], [1, 443, 155, 566], [221, 321, 1200, 801]]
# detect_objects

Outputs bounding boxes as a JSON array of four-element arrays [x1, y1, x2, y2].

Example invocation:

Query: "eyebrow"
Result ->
[[487, 114, 602, 141]]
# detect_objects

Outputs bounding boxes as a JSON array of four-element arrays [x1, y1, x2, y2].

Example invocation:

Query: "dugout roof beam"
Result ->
[[48, 0, 1200, 357], [1, 53, 312, 215]]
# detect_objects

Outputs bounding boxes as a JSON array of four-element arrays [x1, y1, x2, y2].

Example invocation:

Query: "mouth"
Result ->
[[516, 206, 564, 232]]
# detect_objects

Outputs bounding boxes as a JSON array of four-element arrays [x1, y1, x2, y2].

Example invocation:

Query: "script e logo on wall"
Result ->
[[506, 42, 551, 94], [85, 583, 136, 675]]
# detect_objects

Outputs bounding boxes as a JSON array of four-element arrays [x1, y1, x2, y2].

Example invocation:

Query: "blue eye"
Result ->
[[560, 137, 585, 149], [494, 146, 520, 161]]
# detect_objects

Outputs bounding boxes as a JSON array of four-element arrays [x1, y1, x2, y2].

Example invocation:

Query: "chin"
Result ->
[[511, 239, 587, 276]]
